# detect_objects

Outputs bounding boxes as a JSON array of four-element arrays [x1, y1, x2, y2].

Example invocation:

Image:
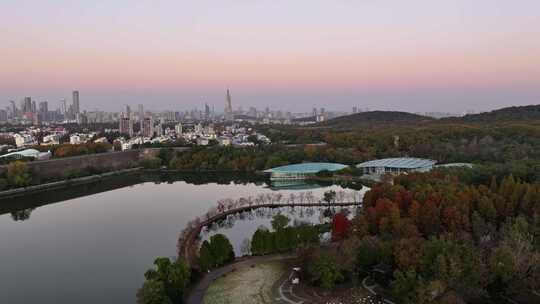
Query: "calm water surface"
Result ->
[[0, 174, 362, 304]]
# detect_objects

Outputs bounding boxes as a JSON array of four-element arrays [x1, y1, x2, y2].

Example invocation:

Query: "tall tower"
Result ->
[[204, 103, 210, 119], [225, 88, 233, 120], [24, 97, 32, 113], [138, 104, 144, 131], [72, 91, 80, 115]]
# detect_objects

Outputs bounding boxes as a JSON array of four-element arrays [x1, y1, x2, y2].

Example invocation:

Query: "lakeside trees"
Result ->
[[6, 161, 32, 187], [347, 172, 540, 303], [137, 257, 191, 304], [250, 214, 320, 256], [198, 234, 234, 272]]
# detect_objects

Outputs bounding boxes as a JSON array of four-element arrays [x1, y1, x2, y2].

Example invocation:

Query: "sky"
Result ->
[[1, 0, 540, 113]]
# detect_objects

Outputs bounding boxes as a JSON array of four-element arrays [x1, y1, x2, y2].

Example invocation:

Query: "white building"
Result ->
[[42, 134, 61, 145], [14, 134, 37, 148], [0, 148, 51, 161], [356, 158, 437, 180], [175, 123, 183, 135], [70, 134, 89, 145]]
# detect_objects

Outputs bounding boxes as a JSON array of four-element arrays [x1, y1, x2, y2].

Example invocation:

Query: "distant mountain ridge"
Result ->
[[316, 105, 540, 129], [317, 111, 434, 129], [447, 104, 540, 123]]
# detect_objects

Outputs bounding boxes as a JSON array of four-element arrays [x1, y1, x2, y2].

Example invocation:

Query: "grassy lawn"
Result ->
[[203, 261, 287, 304]]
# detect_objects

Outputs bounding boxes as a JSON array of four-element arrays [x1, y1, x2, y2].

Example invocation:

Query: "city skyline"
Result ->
[[1, 1, 540, 112]]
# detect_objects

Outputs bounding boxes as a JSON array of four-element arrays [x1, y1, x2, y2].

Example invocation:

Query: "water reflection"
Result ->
[[0, 172, 365, 304], [200, 205, 357, 255], [0, 171, 362, 223], [10, 208, 34, 221]]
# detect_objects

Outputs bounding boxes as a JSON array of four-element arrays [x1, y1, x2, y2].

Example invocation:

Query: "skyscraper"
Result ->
[[119, 116, 133, 137], [225, 89, 233, 119], [0, 109, 7, 123], [125, 105, 131, 119], [59, 99, 67, 116], [72, 91, 80, 115], [9, 100, 17, 117], [138, 104, 144, 130], [141, 116, 154, 137], [24, 97, 32, 113], [205, 103, 211, 119], [39, 101, 49, 122]]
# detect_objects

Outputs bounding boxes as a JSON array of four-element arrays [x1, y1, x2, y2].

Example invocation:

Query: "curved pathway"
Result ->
[[185, 253, 296, 304], [178, 201, 362, 267]]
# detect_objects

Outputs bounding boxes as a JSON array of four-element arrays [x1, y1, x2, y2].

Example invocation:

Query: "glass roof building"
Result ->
[[264, 162, 348, 180], [356, 158, 436, 177]]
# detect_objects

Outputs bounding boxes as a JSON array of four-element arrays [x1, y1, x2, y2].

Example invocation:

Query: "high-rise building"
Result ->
[[9, 100, 17, 118], [141, 116, 154, 137], [205, 103, 211, 119], [125, 105, 131, 119], [119, 116, 133, 137], [138, 104, 144, 130], [0, 109, 7, 123], [24, 97, 32, 113], [72, 91, 80, 115], [175, 122, 183, 135], [225, 89, 233, 119], [39, 101, 49, 122], [59, 99, 67, 116]]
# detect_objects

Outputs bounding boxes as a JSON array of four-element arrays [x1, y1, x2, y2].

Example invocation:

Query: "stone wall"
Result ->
[[0, 147, 191, 181], [0, 150, 141, 180]]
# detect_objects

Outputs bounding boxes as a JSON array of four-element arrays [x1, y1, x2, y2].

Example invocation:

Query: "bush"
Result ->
[[316, 169, 334, 178], [307, 254, 344, 289], [7, 161, 32, 187], [140, 157, 162, 169], [198, 234, 235, 270], [0, 178, 8, 191], [138, 257, 190, 304]]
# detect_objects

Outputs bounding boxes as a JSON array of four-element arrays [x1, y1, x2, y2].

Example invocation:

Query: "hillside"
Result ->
[[316, 111, 434, 129], [448, 104, 540, 123]]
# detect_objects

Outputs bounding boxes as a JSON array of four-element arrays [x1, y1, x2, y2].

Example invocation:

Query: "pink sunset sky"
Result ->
[[1, 0, 540, 112]]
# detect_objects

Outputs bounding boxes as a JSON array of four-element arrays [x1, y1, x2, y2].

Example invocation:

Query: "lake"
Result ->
[[0, 173, 365, 304]]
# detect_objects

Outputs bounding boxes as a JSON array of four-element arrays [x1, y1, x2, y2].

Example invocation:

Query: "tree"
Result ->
[[208, 234, 235, 266], [323, 190, 336, 204], [168, 259, 191, 301], [136, 280, 171, 304], [251, 228, 269, 255], [271, 214, 290, 231], [7, 161, 32, 187], [391, 270, 421, 304], [308, 254, 344, 289], [138, 257, 190, 304], [331, 212, 350, 241], [198, 240, 214, 271]]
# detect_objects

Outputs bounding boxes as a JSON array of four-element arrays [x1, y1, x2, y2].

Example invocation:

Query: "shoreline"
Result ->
[[0, 167, 142, 200]]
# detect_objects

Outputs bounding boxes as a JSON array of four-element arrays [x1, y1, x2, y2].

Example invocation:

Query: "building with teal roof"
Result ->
[[264, 162, 348, 180]]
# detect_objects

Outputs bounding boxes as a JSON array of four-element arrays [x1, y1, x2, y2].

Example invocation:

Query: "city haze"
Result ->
[[2, 1, 540, 112]]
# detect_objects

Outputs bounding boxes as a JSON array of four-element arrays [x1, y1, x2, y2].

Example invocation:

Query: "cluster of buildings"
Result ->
[[114, 121, 270, 151], [2, 89, 353, 127], [1, 91, 82, 125]]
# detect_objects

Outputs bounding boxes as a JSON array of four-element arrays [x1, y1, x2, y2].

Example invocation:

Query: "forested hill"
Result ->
[[448, 104, 540, 123], [315, 105, 540, 130], [317, 111, 434, 129]]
